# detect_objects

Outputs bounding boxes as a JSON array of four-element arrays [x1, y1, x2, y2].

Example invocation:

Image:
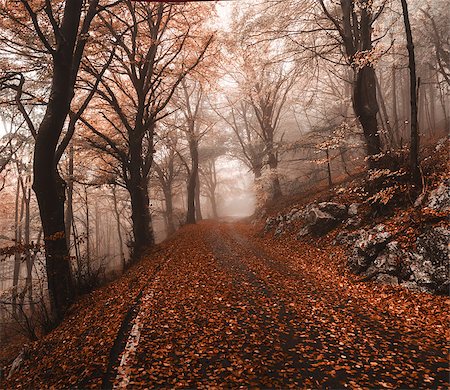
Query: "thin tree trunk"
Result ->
[[163, 186, 176, 235], [65, 144, 74, 249], [401, 0, 420, 187], [195, 173, 202, 222], [12, 178, 23, 317], [84, 186, 91, 277], [23, 176, 34, 313], [267, 152, 282, 200], [112, 186, 126, 271], [95, 200, 100, 259], [376, 73, 395, 149], [326, 147, 333, 188], [186, 140, 198, 224]]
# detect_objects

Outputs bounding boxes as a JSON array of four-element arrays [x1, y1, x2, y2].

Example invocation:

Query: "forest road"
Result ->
[[109, 221, 448, 389]]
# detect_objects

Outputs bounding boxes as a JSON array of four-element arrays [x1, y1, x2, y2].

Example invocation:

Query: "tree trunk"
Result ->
[[267, 152, 282, 199], [353, 66, 382, 165], [127, 138, 154, 257], [253, 165, 262, 181], [163, 186, 176, 235], [195, 173, 202, 222], [65, 144, 74, 249], [112, 186, 126, 271], [186, 140, 199, 224], [376, 73, 395, 149], [22, 176, 34, 313], [84, 187, 91, 276], [401, 0, 420, 187], [33, 68, 77, 321], [210, 192, 218, 219], [12, 178, 23, 317], [391, 62, 400, 147], [128, 180, 153, 256], [326, 147, 333, 188]]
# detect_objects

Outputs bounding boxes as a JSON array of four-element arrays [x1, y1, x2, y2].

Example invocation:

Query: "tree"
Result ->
[[0, 0, 106, 320], [400, 0, 420, 187], [83, 1, 213, 251], [176, 78, 215, 224], [318, 0, 384, 165], [153, 131, 183, 235]]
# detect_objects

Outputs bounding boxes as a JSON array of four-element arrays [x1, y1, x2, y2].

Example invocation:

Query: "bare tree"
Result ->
[[0, 0, 111, 320], [82, 2, 213, 250]]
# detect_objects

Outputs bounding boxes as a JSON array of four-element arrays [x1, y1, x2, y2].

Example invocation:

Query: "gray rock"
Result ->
[[264, 216, 280, 233], [274, 222, 286, 237], [348, 203, 360, 217], [306, 208, 339, 236], [426, 181, 450, 212], [400, 281, 427, 293], [317, 202, 348, 220], [333, 230, 360, 246], [375, 273, 399, 286], [8, 347, 28, 379], [297, 226, 310, 239], [345, 217, 362, 228], [348, 225, 391, 273], [372, 241, 402, 274], [290, 210, 304, 221], [409, 227, 450, 293]]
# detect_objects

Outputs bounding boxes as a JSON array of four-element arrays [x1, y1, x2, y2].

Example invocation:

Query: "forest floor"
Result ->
[[2, 220, 448, 389]]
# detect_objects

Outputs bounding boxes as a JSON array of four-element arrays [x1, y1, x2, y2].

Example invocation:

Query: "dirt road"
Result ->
[[106, 222, 448, 389]]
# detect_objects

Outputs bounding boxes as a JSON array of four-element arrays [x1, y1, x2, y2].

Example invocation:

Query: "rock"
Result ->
[[297, 226, 310, 239], [264, 216, 277, 233], [348, 203, 359, 217], [409, 226, 450, 293], [375, 273, 399, 286], [400, 281, 426, 293], [348, 225, 391, 273], [372, 241, 402, 273], [287, 208, 299, 219], [317, 202, 348, 220], [8, 347, 28, 379], [345, 217, 362, 228], [306, 208, 339, 236], [274, 222, 286, 237], [426, 181, 450, 212], [333, 230, 360, 246]]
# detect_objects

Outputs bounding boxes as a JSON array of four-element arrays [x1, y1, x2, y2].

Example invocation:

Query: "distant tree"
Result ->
[[176, 78, 215, 224], [153, 130, 183, 236], [82, 2, 213, 252]]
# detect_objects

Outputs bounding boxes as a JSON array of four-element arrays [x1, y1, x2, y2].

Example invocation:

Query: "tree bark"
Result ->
[[326, 147, 333, 188], [65, 144, 74, 249], [353, 66, 382, 163], [195, 173, 202, 222], [400, 0, 420, 187], [112, 186, 126, 271], [12, 178, 23, 317], [267, 151, 282, 199], [186, 139, 199, 224], [31, 0, 88, 321], [163, 186, 176, 235], [84, 186, 91, 276], [391, 62, 400, 146]]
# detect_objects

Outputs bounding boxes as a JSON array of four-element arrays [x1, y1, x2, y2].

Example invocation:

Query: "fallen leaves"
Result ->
[[1, 221, 448, 389]]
